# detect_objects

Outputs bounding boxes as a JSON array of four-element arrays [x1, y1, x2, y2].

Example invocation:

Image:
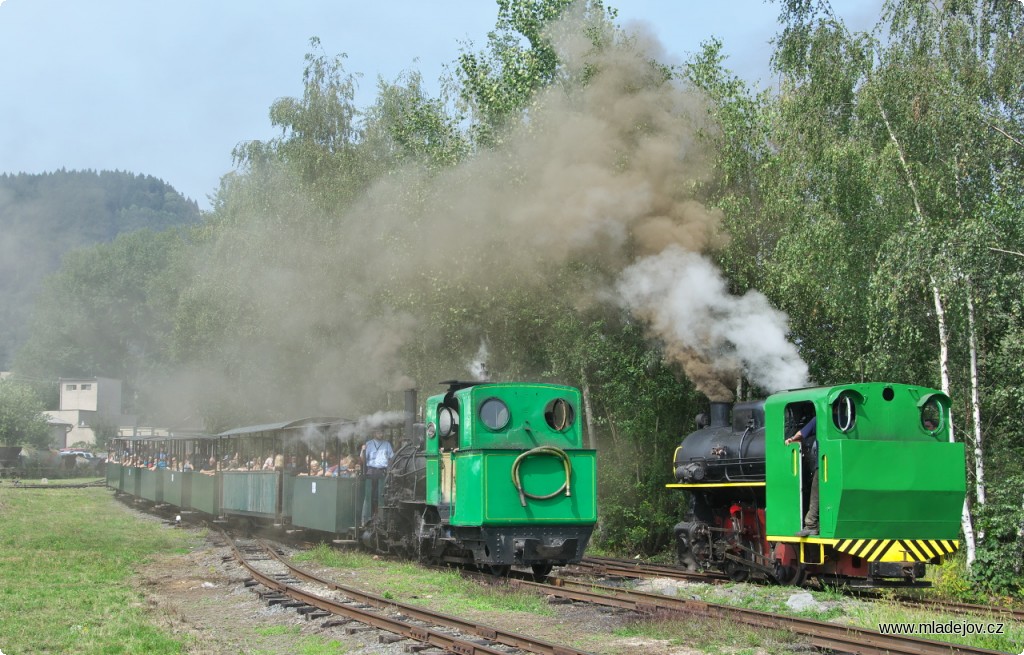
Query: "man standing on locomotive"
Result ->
[[360, 430, 394, 525], [785, 416, 819, 537]]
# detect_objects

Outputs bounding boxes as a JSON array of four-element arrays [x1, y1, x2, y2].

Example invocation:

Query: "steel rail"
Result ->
[[582, 556, 1024, 623], [255, 540, 594, 655], [224, 535, 514, 655], [576, 556, 728, 583], [856, 593, 1024, 623], [488, 574, 1010, 655], [225, 533, 595, 655]]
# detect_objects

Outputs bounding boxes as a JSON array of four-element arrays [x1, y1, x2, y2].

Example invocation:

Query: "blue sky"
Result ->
[[0, 1, 880, 210]]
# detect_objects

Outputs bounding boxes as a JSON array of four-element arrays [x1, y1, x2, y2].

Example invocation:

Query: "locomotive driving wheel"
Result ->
[[773, 560, 807, 586], [530, 563, 553, 581]]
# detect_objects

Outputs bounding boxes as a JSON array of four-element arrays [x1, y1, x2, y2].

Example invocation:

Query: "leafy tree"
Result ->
[[0, 380, 50, 448], [14, 228, 191, 417], [456, 0, 616, 145], [688, 0, 1023, 585], [0, 170, 199, 369]]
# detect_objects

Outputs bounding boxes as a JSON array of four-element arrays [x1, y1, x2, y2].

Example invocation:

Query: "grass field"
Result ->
[[0, 479, 199, 654]]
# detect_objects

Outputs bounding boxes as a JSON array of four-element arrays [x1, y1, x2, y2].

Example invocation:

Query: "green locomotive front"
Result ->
[[370, 381, 597, 577], [670, 382, 965, 586]]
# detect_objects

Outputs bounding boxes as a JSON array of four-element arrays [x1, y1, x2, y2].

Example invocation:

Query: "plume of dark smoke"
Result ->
[[170, 8, 808, 422]]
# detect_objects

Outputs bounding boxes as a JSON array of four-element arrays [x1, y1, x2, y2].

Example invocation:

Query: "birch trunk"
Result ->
[[933, 279, 977, 567], [967, 286, 985, 507], [580, 368, 597, 451]]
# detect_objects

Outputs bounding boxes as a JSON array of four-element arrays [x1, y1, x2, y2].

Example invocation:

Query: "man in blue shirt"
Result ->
[[785, 417, 819, 537], [360, 431, 394, 525]]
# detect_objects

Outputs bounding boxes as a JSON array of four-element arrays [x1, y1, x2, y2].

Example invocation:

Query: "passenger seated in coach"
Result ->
[[200, 456, 218, 475], [327, 454, 355, 477]]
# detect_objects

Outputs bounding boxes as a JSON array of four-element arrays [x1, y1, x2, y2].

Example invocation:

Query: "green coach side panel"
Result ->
[[106, 462, 122, 490], [222, 471, 280, 517], [291, 476, 359, 534], [189, 472, 220, 515], [450, 450, 597, 526], [124, 465, 142, 496], [162, 469, 184, 507], [139, 468, 163, 503]]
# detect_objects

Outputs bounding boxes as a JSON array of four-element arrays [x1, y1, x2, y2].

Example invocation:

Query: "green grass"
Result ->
[[294, 543, 553, 616], [250, 626, 347, 654], [0, 481, 200, 654], [612, 616, 799, 655]]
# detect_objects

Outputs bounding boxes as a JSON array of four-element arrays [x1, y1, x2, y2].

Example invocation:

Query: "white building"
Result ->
[[47, 377, 125, 447]]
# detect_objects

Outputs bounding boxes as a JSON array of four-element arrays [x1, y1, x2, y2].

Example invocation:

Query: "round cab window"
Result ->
[[832, 394, 856, 432], [545, 398, 575, 431], [921, 400, 942, 432], [479, 398, 510, 430], [438, 406, 458, 437]]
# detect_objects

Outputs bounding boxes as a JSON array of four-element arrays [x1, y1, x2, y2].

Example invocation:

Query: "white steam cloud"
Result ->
[[616, 247, 809, 400], [467, 340, 490, 381]]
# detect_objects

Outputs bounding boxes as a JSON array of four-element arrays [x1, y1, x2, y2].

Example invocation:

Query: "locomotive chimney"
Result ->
[[709, 401, 731, 428], [404, 388, 417, 442]]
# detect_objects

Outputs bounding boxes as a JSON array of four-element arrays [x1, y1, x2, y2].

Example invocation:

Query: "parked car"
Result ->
[[59, 449, 106, 472]]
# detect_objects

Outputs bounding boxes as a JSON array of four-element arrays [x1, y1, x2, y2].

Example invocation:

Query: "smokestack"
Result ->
[[404, 388, 416, 443], [709, 401, 731, 428]]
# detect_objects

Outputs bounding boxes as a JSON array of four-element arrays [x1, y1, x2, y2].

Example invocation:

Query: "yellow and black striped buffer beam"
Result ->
[[833, 539, 959, 563]]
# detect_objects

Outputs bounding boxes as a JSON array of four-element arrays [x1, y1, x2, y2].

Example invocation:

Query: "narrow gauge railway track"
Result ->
[[465, 572, 1008, 655], [221, 531, 596, 655], [2, 478, 107, 489], [854, 592, 1024, 624], [580, 556, 1024, 624], [575, 556, 727, 583]]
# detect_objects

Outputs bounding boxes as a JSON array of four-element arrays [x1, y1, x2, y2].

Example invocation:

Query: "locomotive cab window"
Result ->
[[544, 398, 575, 431], [437, 406, 459, 437], [832, 393, 856, 433], [785, 401, 815, 439], [921, 398, 942, 432], [479, 398, 510, 431]]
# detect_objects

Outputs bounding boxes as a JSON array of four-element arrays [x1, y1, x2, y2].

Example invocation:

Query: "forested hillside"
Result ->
[[0, 170, 200, 368], [10, 0, 1023, 594]]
